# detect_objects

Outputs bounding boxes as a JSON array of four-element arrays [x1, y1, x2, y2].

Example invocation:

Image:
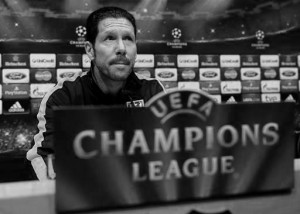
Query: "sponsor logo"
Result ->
[[221, 81, 242, 94], [177, 55, 199, 67], [280, 68, 298, 80], [30, 54, 56, 68], [30, 84, 55, 98], [280, 55, 297, 67], [241, 55, 259, 67], [242, 81, 260, 93], [57, 69, 82, 82], [200, 81, 220, 94], [224, 69, 238, 80], [8, 101, 25, 113], [2, 54, 29, 67], [5, 72, 26, 80], [241, 68, 261, 80], [134, 55, 154, 68], [261, 80, 280, 93], [155, 68, 177, 81], [220, 55, 240, 67], [0, 85, 2, 99], [199, 55, 219, 67], [200, 68, 220, 81], [181, 69, 196, 80], [178, 82, 200, 90], [281, 80, 298, 92], [3, 84, 29, 99], [242, 94, 261, 102], [158, 72, 174, 78], [75, 25, 87, 37], [260, 55, 279, 67], [156, 55, 176, 67], [35, 70, 53, 81], [261, 93, 281, 102], [134, 69, 152, 78], [284, 94, 296, 102], [225, 96, 238, 103], [2, 69, 29, 83], [263, 68, 277, 79]]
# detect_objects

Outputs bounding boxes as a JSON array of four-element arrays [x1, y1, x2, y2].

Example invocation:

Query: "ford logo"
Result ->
[[202, 71, 217, 78], [244, 71, 258, 78], [282, 70, 296, 77], [60, 72, 75, 78], [5, 72, 26, 80], [158, 72, 174, 79]]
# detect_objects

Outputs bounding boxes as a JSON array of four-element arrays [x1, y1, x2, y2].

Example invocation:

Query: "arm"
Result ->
[[26, 81, 70, 180]]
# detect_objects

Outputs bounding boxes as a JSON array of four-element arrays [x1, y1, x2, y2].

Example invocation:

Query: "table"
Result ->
[[0, 160, 299, 214]]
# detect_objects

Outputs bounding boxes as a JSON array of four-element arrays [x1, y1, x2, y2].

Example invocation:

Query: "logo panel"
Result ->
[[220, 55, 240, 67], [57, 54, 82, 68], [134, 55, 154, 68], [177, 55, 199, 68], [199, 68, 220, 81], [2, 69, 30, 83], [3, 84, 30, 99], [2, 54, 29, 68], [155, 68, 177, 81], [30, 54, 56, 68], [56, 69, 82, 82]]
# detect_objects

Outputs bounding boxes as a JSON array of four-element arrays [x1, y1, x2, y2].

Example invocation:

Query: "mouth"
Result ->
[[110, 57, 131, 65]]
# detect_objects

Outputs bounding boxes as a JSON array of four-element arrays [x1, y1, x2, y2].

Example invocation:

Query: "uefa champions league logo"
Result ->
[[70, 25, 87, 48], [171, 28, 182, 39], [75, 26, 87, 37], [251, 29, 269, 50], [167, 27, 187, 49], [255, 30, 265, 41]]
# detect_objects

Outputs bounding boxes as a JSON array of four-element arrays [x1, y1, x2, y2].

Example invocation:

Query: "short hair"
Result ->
[[85, 6, 137, 44]]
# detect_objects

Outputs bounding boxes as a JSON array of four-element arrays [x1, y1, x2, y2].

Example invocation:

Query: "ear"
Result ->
[[84, 41, 95, 61]]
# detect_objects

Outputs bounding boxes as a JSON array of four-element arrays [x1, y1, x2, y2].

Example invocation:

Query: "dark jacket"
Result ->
[[27, 69, 164, 163]]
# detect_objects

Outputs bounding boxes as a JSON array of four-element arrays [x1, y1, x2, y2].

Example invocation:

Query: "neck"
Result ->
[[92, 65, 126, 95]]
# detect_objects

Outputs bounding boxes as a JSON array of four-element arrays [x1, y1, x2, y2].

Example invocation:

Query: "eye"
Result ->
[[124, 36, 134, 41], [105, 35, 114, 41]]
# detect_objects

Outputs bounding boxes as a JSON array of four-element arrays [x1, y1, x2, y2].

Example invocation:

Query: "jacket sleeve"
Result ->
[[26, 80, 70, 180]]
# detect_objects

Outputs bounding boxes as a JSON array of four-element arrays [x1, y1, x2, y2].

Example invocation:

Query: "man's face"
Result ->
[[92, 17, 137, 81]]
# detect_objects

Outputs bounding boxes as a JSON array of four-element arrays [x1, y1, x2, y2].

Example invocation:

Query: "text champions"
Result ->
[[72, 123, 279, 182]]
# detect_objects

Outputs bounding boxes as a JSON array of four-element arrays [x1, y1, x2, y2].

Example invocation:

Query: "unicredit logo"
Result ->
[[32, 59, 54, 63], [5, 72, 26, 80]]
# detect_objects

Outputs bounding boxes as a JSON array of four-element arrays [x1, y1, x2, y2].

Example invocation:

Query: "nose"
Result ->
[[116, 39, 126, 55]]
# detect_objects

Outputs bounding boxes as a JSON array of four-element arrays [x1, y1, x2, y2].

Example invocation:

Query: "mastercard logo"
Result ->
[[181, 70, 196, 80], [5, 72, 26, 80], [224, 69, 238, 79], [157, 71, 174, 79], [35, 70, 52, 81], [264, 69, 277, 79]]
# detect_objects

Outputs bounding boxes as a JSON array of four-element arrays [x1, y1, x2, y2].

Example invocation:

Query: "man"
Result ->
[[27, 7, 164, 180]]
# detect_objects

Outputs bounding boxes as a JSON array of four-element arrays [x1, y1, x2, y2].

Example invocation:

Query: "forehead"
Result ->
[[98, 17, 134, 33]]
